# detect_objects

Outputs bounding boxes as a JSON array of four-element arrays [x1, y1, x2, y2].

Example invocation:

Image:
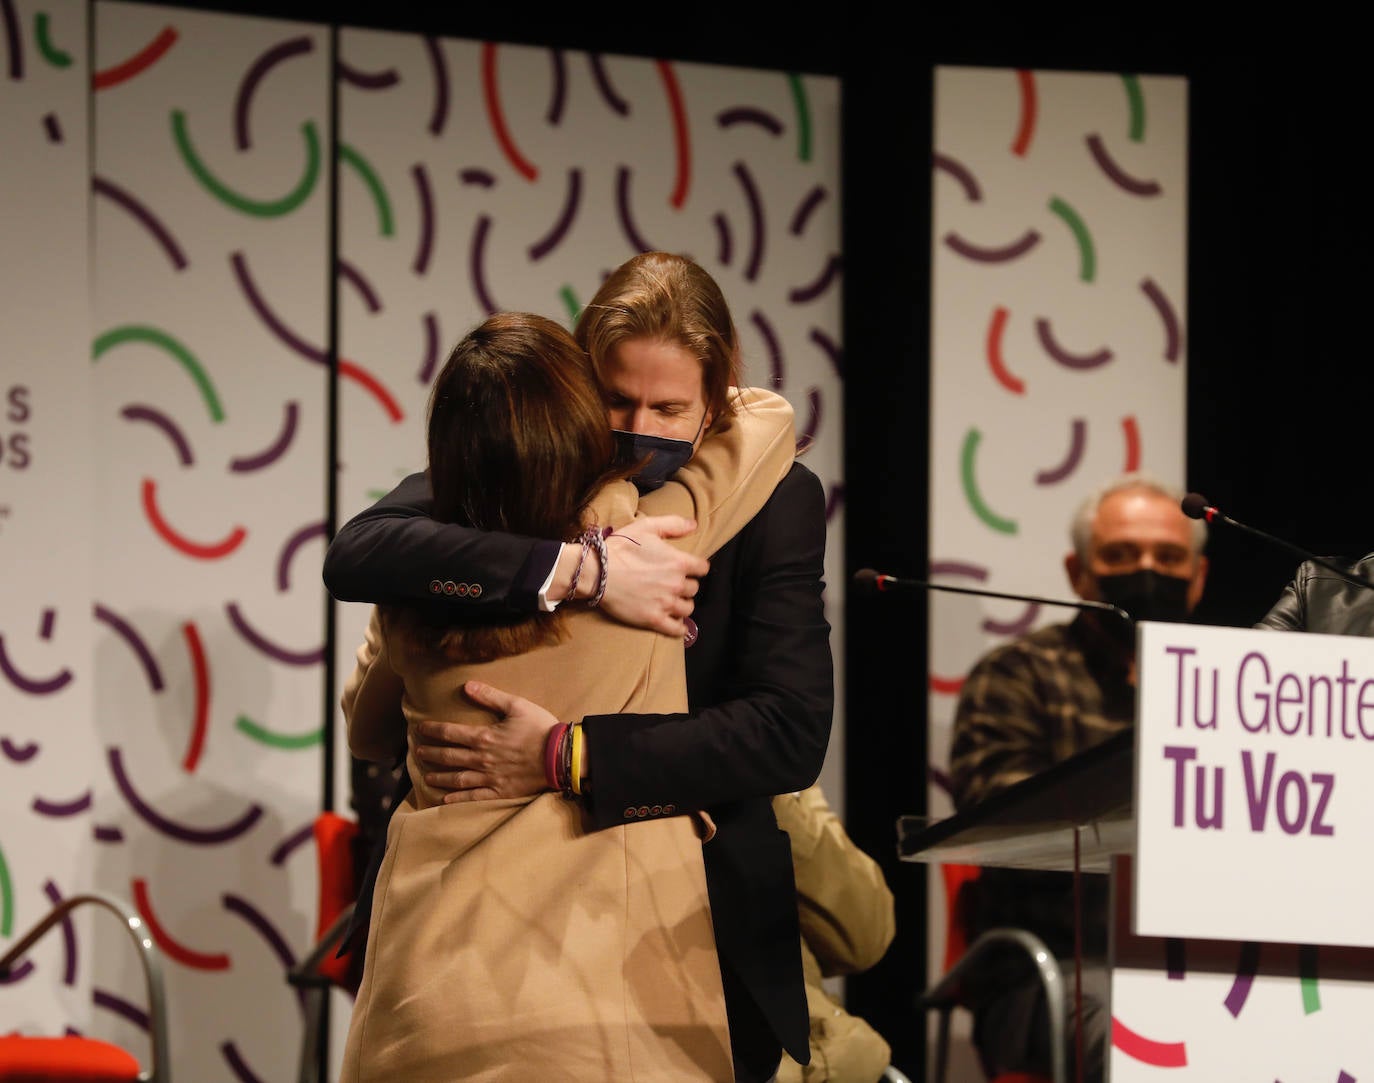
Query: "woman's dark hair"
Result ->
[[385, 311, 625, 662]]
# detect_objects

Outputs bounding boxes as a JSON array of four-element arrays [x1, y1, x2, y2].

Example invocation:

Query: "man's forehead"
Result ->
[[1091, 488, 1191, 543]]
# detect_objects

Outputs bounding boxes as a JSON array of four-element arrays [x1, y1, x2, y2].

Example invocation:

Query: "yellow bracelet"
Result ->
[[570, 723, 585, 796]]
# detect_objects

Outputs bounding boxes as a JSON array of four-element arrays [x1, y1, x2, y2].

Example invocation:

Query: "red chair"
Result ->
[[0, 892, 169, 1082], [922, 862, 1062, 1083], [287, 811, 362, 1083]]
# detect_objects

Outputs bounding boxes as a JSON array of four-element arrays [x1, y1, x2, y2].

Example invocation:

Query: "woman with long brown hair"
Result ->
[[339, 310, 795, 1081]]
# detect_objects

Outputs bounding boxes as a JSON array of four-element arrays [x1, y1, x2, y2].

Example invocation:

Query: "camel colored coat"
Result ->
[[339, 388, 795, 1083]]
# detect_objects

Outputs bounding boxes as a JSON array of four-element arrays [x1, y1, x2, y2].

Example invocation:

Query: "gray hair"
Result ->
[[1069, 470, 1208, 561]]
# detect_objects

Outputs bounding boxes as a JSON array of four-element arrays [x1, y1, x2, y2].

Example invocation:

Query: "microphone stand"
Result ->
[[859, 573, 1131, 624]]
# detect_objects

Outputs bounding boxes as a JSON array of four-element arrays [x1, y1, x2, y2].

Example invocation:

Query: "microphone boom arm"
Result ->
[[872, 574, 1131, 624]]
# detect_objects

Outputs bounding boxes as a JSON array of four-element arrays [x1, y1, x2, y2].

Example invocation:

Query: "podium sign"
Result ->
[[1134, 621, 1374, 947]]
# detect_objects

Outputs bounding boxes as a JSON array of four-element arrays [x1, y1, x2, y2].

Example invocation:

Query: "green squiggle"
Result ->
[[236, 714, 322, 750], [0, 842, 13, 937], [959, 428, 1017, 535], [93, 325, 226, 422], [788, 73, 812, 163], [559, 285, 580, 323], [339, 143, 394, 237], [1122, 74, 1145, 142], [1049, 196, 1096, 283], [1301, 973, 1320, 1014], [172, 111, 320, 217], [35, 13, 72, 68]]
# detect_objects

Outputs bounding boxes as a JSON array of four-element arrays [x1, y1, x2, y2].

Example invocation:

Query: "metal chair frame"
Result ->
[[0, 890, 170, 1083], [286, 900, 356, 1083], [920, 926, 1066, 1083]]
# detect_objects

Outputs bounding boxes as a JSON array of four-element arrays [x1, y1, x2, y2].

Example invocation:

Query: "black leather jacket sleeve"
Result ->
[[322, 472, 558, 612], [1255, 553, 1374, 637]]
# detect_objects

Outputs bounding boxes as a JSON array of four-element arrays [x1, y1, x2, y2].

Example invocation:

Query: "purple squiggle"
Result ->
[[94, 604, 165, 692], [717, 107, 782, 135], [336, 57, 398, 89], [1035, 419, 1087, 485], [231, 251, 326, 364], [338, 258, 382, 313], [809, 328, 842, 379], [712, 214, 733, 266], [44, 880, 76, 986], [94, 177, 189, 271], [2, 0, 22, 79], [732, 161, 764, 281], [108, 746, 264, 844], [269, 821, 314, 866], [424, 36, 449, 135], [788, 255, 841, 304], [412, 163, 434, 275], [225, 602, 325, 666], [230, 401, 299, 473], [121, 404, 194, 465], [235, 36, 314, 150], [2, 737, 39, 762], [749, 309, 783, 390], [614, 167, 656, 253], [94, 987, 149, 1030], [468, 216, 500, 316], [932, 152, 982, 202], [0, 636, 73, 694], [588, 54, 628, 115], [222, 1041, 269, 1083], [528, 168, 581, 261], [982, 603, 1041, 638], [789, 186, 827, 236], [417, 311, 440, 385], [33, 791, 93, 817], [276, 521, 327, 592], [223, 893, 298, 975], [545, 49, 567, 124], [930, 561, 988, 581]]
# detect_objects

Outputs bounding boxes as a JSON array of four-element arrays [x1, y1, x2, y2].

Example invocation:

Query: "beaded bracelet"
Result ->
[[567, 534, 591, 601], [586, 527, 611, 608]]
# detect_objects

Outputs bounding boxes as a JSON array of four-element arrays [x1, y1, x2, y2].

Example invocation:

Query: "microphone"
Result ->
[[852, 568, 1131, 624], [1180, 494, 1374, 591]]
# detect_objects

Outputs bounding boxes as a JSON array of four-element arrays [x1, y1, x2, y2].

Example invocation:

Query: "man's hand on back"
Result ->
[[411, 680, 557, 804]]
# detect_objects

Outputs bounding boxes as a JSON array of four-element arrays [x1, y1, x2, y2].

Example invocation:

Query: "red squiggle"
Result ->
[[93, 26, 178, 90], [181, 622, 209, 773], [141, 479, 247, 559], [929, 675, 965, 695], [1112, 1016, 1186, 1067], [1012, 70, 1037, 157], [986, 306, 1025, 394], [1122, 415, 1141, 472], [656, 60, 690, 209], [340, 360, 404, 422], [482, 43, 537, 181], [132, 878, 230, 970]]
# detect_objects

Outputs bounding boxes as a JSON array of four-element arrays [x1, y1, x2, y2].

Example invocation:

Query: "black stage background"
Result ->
[[142, 5, 1370, 1075]]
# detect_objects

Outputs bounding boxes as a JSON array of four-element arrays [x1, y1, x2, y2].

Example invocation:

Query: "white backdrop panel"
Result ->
[[926, 64, 1189, 1078], [0, 0, 94, 1036]]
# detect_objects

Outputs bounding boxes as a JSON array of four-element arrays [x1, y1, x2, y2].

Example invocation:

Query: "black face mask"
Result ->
[[1095, 569, 1193, 627], [611, 430, 695, 493]]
